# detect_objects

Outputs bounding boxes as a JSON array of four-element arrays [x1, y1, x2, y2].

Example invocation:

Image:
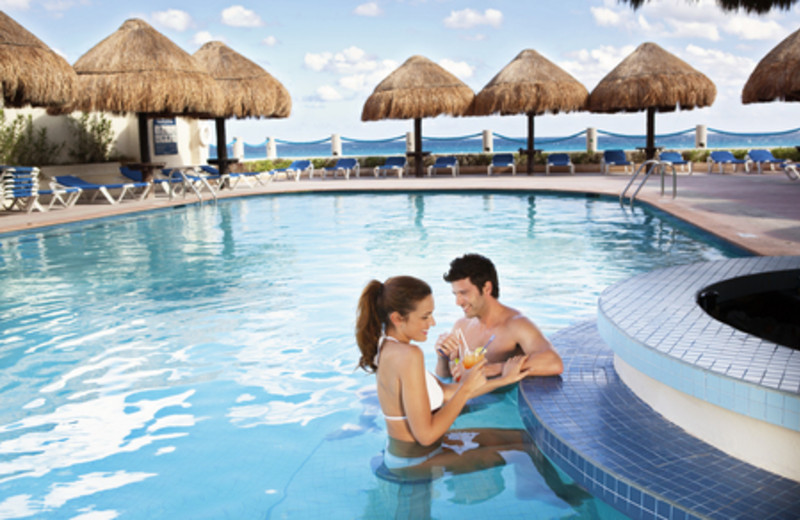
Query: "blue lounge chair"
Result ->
[[427, 156, 459, 177], [747, 149, 789, 175], [545, 153, 574, 175], [487, 153, 515, 176], [780, 163, 800, 181], [120, 165, 182, 197], [601, 149, 632, 175], [54, 175, 151, 204], [373, 156, 406, 178], [707, 151, 750, 174], [1, 166, 42, 212], [40, 184, 82, 210], [272, 160, 313, 182], [659, 151, 692, 174], [319, 158, 360, 180]]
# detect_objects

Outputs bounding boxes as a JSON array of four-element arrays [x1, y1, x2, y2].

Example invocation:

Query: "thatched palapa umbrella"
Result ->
[[589, 42, 716, 160], [621, 0, 797, 14], [0, 11, 76, 108], [362, 55, 474, 177], [193, 41, 291, 176], [469, 49, 589, 174], [58, 18, 224, 174], [742, 26, 800, 103]]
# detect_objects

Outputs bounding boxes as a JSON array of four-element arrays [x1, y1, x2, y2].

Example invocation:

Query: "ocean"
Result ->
[[211, 126, 800, 160]]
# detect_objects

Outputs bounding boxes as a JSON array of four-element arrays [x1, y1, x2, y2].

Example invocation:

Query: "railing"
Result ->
[[211, 125, 800, 161], [620, 159, 677, 208]]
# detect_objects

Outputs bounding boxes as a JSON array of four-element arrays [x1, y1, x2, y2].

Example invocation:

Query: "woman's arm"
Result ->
[[402, 348, 487, 446], [441, 355, 531, 400]]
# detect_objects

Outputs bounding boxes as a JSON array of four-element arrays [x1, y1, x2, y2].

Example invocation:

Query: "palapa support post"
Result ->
[[645, 107, 656, 161], [138, 114, 150, 164], [414, 117, 423, 177], [215, 117, 229, 176], [526, 112, 535, 175]]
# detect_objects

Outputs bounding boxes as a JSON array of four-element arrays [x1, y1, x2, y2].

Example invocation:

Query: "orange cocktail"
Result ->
[[461, 348, 485, 369]]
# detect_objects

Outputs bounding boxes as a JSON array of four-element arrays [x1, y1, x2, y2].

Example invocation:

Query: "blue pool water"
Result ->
[[0, 192, 748, 519]]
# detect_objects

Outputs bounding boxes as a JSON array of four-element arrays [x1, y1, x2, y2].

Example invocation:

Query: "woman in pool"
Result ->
[[356, 275, 533, 477]]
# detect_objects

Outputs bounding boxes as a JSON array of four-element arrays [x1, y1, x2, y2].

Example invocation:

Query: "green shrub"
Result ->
[[770, 147, 800, 162], [67, 113, 114, 163], [0, 111, 63, 166]]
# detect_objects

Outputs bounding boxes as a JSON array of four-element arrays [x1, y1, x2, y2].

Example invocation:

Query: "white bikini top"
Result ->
[[377, 335, 445, 422]]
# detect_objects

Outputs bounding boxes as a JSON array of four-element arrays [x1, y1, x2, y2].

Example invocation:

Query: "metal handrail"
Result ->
[[620, 159, 677, 208]]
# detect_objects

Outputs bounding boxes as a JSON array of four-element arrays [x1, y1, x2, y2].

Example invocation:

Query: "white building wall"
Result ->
[[3, 107, 208, 168]]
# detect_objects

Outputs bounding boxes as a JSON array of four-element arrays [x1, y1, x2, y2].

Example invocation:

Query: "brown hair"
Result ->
[[355, 276, 432, 372]]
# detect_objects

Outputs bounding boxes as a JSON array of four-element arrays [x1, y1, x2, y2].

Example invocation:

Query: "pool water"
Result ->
[[0, 192, 747, 519]]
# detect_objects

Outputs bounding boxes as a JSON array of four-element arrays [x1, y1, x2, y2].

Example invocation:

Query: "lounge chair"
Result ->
[[427, 156, 459, 177], [54, 175, 151, 204], [601, 149, 633, 175], [545, 153, 574, 175], [659, 151, 692, 174], [1, 166, 42, 212], [158, 167, 220, 199], [374, 156, 406, 178], [487, 153, 515, 176], [272, 160, 313, 182], [781, 163, 800, 181], [747, 149, 789, 175], [319, 158, 360, 180], [40, 184, 82, 210], [707, 151, 750, 174], [120, 165, 182, 197]]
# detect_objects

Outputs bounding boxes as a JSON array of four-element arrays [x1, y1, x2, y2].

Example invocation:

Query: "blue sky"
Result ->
[[4, 0, 800, 143]]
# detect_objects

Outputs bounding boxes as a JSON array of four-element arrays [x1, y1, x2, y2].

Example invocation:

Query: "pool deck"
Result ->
[[1, 170, 799, 256], [3, 169, 800, 519]]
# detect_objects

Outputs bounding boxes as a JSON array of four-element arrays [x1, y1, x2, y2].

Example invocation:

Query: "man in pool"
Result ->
[[435, 253, 563, 381]]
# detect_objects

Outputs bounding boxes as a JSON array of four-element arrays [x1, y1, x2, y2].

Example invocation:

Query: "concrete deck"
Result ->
[[2, 170, 799, 256]]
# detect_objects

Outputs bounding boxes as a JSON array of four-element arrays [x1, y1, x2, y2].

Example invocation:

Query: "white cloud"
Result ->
[[43, 0, 85, 12], [591, 7, 623, 27], [724, 17, 787, 40], [305, 52, 333, 72], [315, 85, 343, 101], [444, 8, 502, 29], [152, 9, 192, 32], [562, 44, 637, 88], [0, 0, 31, 8], [354, 2, 382, 16], [439, 58, 474, 79], [305, 46, 400, 97], [304, 46, 378, 75], [221, 5, 264, 27], [192, 31, 218, 46], [262, 35, 278, 46], [683, 44, 755, 89]]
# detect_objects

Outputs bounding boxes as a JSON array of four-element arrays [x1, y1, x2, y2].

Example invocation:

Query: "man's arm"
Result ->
[[516, 317, 563, 376], [482, 316, 562, 378]]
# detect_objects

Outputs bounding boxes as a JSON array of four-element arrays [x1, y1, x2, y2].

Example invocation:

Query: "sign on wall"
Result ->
[[153, 118, 178, 156]]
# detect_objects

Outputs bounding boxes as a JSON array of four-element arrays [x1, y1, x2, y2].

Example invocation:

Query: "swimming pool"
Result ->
[[0, 192, 748, 519]]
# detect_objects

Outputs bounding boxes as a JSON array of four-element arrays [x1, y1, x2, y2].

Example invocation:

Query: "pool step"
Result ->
[[519, 321, 800, 520]]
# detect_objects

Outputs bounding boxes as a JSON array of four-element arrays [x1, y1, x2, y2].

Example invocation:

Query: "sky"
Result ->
[[4, 0, 800, 144]]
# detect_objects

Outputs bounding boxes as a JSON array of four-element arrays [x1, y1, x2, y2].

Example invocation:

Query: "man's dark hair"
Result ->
[[443, 253, 499, 298]]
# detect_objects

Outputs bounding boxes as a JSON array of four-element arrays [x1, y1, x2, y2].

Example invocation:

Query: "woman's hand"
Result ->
[[501, 355, 532, 383], [459, 358, 488, 397]]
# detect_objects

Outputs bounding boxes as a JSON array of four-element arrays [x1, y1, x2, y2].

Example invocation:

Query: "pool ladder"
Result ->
[[620, 159, 677, 208]]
